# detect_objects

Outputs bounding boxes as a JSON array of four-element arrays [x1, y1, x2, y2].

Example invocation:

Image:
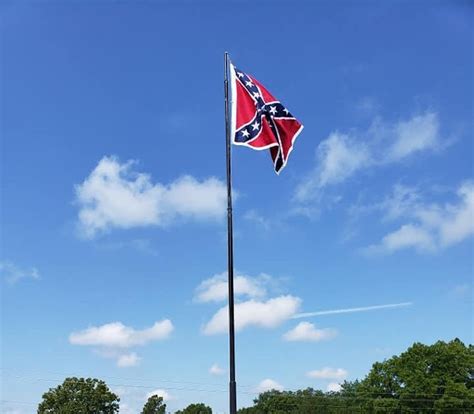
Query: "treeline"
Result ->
[[37, 380, 212, 414], [35, 338, 473, 413], [238, 339, 474, 413]]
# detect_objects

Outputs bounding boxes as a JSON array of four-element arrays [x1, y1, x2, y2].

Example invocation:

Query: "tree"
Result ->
[[356, 338, 474, 413], [37, 377, 119, 414], [175, 402, 212, 413], [237, 339, 474, 414], [141, 395, 166, 414], [237, 388, 343, 414]]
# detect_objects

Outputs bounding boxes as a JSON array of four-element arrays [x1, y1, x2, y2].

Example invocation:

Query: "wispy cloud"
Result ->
[[75, 156, 228, 238], [295, 111, 445, 204], [295, 131, 370, 201], [0, 261, 40, 284], [363, 181, 474, 254], [292, 302, 412, 319], [388, 112, 442, 161]]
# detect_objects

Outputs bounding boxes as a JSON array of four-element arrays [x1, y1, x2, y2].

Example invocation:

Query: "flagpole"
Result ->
[[224, 51, 237, 414]]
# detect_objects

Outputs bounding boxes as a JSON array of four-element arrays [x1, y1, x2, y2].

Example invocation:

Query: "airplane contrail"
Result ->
[[291, 302, 413, 319]]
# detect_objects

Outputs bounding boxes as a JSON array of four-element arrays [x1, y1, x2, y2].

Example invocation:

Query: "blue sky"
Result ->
[[1, 1, 472, 413]]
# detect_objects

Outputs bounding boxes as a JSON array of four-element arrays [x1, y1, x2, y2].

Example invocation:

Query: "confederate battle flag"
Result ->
[[229, 62, 304, 174]]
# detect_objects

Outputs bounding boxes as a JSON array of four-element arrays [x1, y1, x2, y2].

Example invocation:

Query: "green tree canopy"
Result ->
[[237, 388, 344, 414], [175, 402, 212, 413], [355, 338, 474, 413], [238, 339, 474, 414], [141, 395, 166, 414], [37, 377, 119, 414]]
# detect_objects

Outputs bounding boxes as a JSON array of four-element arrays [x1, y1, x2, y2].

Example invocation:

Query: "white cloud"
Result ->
[[388, 112, 440, 160], [117, 352, 141, 367], [317, 133, 371, 188], [295, 112, 443, 203], [70, 320, 172, 367], [203, 295, 301, 335], [75, 156, 227, 238], [438, 182, 474, 246], [195, 272, 267, 303], [283, 322, 337, 342], [256, 379, 284, 393], [327, 382, 342, 392], [0, 261, 40, 284], [379, 184, 422, 221], [371, 224, 436, 253], [70, 320, 173, 348], [209, 363, 225, 376], [295, 132, 370, 201], [307, 367, 348, 380], [365, 181, 474, 254], [146, 389, 172, 402]]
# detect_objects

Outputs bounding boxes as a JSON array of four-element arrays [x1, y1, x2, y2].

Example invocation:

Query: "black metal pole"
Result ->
[[224, 51, 237, 414]]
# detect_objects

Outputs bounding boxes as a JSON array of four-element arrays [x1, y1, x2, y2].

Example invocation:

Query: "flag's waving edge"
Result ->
[[229, 61, 304, 174]]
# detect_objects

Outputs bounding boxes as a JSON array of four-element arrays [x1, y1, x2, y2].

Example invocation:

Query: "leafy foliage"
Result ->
[[35, 339, 473, 414], [175, 402, 212, 413], [238, 339, 474, 413], [37, 377, 119, 414], [141, 395, 167, 414], [356, 338, 474, 413]]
